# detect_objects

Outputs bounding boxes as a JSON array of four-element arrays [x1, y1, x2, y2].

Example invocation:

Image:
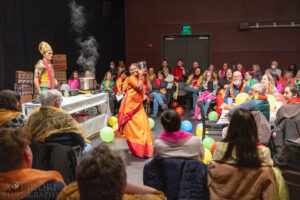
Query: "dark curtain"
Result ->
[[0, 0, 125, 90]]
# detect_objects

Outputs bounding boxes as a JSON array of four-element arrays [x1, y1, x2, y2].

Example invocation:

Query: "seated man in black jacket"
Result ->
[[0, 128, 65, 200], [24, 90, 92, 157]]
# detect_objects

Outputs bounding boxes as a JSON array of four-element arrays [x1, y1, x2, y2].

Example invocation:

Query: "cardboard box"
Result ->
[[20, 95, 32, 104], [54, 71, 67, 81], [15, 71, 33, 84], [53, 63, 67, 71], [53, 54, 67, 63]]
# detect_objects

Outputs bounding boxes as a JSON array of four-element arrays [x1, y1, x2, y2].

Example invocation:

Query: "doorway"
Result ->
[[162, 34, 211, 72]]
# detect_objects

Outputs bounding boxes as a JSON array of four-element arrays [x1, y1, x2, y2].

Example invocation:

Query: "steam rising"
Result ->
[[69, 0, 99, 76]]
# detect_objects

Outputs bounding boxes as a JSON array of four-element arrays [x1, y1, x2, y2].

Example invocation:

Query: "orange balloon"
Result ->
[[172, 101, 179, 108], [273, 94, 285, 102], [175, 107, 184, 115], [211, 142, 219, 154]]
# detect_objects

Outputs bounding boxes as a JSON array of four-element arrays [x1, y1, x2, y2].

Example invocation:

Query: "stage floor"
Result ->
[[90, 106, 223, 184]]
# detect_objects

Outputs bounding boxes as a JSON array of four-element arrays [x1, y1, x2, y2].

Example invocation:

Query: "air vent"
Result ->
[[198, 37, 208, 40], [165, 37, 175, 40]]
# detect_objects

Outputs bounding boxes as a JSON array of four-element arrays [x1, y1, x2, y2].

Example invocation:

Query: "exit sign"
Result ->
[[182, 25, 192, 35]]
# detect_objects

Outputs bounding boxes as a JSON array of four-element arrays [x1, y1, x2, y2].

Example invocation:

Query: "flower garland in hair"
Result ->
[[230, 80, 246, 100]]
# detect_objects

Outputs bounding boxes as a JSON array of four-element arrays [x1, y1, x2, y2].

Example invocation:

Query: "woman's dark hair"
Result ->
[[288, 64, 298, 77], [286, 84, 300, 97], [157, 70, 164, 76], [70, 70, 79, 80], [120, 70, 128, 76], [272, 74, 279, 81], [0, 90, 20, 111], [221, 109, 261, 168], [160, 110, 181, 132], [246, 71, 253, 77], [212, 70, 219, 81], [224, 68, 233, 79]]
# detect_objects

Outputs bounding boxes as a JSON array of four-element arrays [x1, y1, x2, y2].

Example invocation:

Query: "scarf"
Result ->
[[0, 168, 65, 200], [287, 97, 300, 104], [229, 80, 246, 99], [251, 95, 268, 100], [43, 58, 54, 89], [0, 109, 22, 127], [158, 129, 192, 143], [24, 106, 90, 143]]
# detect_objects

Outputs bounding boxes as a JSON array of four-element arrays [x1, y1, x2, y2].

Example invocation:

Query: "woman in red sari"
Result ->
[[118, 64, 153, 158]]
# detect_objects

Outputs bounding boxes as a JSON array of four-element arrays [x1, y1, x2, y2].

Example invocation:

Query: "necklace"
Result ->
[[230, 80, 246, 99]]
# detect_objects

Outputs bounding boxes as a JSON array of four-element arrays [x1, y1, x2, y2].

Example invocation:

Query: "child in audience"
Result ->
[[101, 71, 115, 95], [154, 110, 204, 161], [68, 70, 79, 89]]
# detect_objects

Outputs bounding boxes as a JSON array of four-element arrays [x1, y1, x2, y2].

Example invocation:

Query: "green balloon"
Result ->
[[267, 95, 276, 111], [100, 127, 115, 142], [203, 137, 215, 151], [208, 111, 218, 121], [149, 118, 155, 129]]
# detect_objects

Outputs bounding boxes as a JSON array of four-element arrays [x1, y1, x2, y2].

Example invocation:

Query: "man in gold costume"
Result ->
[[34, 41, 57, 98]]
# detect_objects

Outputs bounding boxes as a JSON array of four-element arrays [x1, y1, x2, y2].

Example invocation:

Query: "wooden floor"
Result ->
[[90, 105, 223, 184]]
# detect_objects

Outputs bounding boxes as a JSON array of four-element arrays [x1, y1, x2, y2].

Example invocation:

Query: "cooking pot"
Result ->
[[79, 78, 95, 90]]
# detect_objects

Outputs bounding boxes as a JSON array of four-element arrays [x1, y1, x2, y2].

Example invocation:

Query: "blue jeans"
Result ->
[[150, 92, 165, 114], [184, 86, 199, 109], [199, 99, 212, 115]]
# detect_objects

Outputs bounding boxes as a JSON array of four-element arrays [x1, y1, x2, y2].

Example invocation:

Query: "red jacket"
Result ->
[[279, 76, 290, 89], [173, 65, 185, 82]]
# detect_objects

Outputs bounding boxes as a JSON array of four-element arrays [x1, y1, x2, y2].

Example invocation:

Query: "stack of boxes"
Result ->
[[53, 54, 68, 88], [14, 71, 33, 104]]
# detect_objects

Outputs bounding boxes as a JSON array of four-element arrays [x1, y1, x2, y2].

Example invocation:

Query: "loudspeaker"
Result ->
[[238, 22, 249, 31], [101, 1, 112, 18]]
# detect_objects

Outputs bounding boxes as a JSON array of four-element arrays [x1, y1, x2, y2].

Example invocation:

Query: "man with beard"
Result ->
[[224, 71, 250, 104]]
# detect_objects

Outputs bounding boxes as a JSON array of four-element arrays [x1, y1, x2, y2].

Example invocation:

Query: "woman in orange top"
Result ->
[[118, 64, 153, 158]]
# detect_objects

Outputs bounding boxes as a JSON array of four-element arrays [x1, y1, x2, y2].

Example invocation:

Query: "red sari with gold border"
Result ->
[[118, 75, 153, 157]]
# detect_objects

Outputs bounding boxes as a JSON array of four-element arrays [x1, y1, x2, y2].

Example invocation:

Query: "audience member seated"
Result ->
[[272, 74, 283, 94], [84, 70, 97, 89], [0, 90, 26, 129], [275, 85, 300, 126], [109, 70, 128, 115], [109, 60, 118, 79], [216, 68, 233, 115], [150, 71, 168, 118], [235, 63, 246, 78], [288, 64, 298, 78], [228, 83, 270, 121], [224, 71, 250, 104], [279, 70, 291, 89], [172, 59, 186, 82], [67, 71, 79, 90], [218, 68, 233, 90], [161, 60, 168, 70], [218, 62, 228, 79], [154, 110, 204, 161], [118, 60, 126, 70], [147, 67, 156, 81], [207, 64, 215, 72], [0, 128, 65, 200], [57, 143, 166, 200], [245, 71, 257, 88], [288, 69, 300, 86], [209, 109, 278, 199], [193, 71, 218, 119], [212, 70, 219, 84], [265, 60, 282, 77], [184, 67, 203, 110], [273, 138, 300, 172], [261, 74, 278, 95], [24, 90, 92, 157], [186, 61, 200, 77], [252, 64, 262, 81], [101, 71, 115, 95], [162, 67, 174, 106]]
